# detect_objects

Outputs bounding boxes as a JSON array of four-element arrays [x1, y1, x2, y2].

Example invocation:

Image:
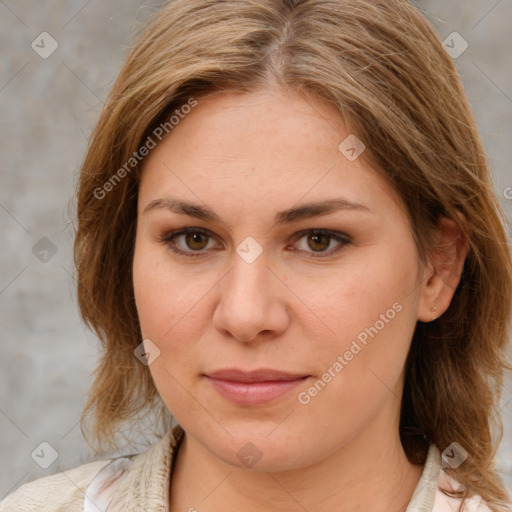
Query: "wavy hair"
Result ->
[[74, 1, 512, 510]]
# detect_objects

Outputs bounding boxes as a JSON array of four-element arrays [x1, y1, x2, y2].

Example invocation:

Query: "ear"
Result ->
[[417, 214, 470, 323]]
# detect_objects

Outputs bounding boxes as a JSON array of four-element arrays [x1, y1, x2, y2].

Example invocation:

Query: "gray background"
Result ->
[[1, 0, 511, 501]]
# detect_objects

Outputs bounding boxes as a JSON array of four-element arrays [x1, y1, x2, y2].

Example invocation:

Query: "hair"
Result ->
[[73, 0, 512, 510]]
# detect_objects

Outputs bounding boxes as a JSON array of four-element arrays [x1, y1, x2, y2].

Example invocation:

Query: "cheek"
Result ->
[[132, 241, 216, 396], [132, 243, 203, 416], [133, 241, 201, 339], [302, 250, 419, 400], [308, 253, 416, 349], [133, 254, 168, 339]]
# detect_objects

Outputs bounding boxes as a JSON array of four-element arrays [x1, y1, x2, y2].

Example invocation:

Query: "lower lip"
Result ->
[[206, 377, 308, 406]]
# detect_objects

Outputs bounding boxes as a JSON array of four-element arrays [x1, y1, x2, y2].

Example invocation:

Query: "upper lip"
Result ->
[[205, 368, 309, 382]]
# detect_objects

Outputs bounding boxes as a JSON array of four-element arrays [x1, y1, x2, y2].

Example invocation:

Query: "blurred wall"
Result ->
[[1, 0, 511, 501]]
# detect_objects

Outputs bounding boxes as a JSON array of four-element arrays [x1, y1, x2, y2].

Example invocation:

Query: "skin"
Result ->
[[132, 87, 469, 512]]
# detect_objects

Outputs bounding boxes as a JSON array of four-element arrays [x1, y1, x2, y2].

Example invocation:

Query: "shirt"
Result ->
[[0, 424, 493, 512]]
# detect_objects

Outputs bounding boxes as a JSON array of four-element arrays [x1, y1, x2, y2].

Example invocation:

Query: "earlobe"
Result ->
[[417, 215, 470, 323]]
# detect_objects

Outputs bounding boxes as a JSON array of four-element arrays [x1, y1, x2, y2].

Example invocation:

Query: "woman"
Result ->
[[2, 0, 511, 511]]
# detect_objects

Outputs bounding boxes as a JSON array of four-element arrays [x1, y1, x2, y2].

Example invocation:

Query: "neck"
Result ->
[[169, 420, 425, 512]]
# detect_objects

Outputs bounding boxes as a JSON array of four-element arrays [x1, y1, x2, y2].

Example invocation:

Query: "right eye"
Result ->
[[158, 227, 220, 257]]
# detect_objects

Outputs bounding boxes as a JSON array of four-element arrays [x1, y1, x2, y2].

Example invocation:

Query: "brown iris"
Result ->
[[185, 232, 209, 250], [307, 233, 330, 252]]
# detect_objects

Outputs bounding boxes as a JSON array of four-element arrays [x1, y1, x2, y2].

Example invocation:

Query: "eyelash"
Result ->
[[158, 227, 351, 259]]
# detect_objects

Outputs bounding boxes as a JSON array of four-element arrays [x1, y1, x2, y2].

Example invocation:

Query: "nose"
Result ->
[[212, 255, 290, 343]]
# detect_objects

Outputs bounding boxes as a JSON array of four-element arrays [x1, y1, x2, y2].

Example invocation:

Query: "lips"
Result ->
[[206, 368, 308, 382], [204, 368, 310, 406]]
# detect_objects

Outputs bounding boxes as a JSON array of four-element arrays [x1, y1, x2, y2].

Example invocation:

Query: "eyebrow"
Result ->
[[143, 196, 374, 227]]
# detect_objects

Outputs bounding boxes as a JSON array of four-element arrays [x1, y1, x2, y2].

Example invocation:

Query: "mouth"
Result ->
[[203, 368, 310, 406]]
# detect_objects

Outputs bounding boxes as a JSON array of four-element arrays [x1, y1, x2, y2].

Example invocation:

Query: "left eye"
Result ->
[[159, 228, 350, 258], [290, 229, 350, 256]]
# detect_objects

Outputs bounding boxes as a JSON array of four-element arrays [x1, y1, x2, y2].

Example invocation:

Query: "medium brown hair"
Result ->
[[74, 1, 512, 510]]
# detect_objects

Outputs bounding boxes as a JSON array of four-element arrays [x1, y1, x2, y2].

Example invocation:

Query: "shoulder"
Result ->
[[0, 427, 182, 512], [410, 443, 495, 512], [0, 458, 116, 512], [434, 468, 493, 512]]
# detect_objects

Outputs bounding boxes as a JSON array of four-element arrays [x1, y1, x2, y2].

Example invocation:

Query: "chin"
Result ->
[[195, 425, 315, 473]]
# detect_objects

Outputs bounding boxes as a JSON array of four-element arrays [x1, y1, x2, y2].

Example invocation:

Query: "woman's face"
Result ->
[[133, 88, 429, 471]]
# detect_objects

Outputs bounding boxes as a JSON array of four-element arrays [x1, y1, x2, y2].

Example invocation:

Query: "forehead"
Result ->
[[138, 88, 405, 224]]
